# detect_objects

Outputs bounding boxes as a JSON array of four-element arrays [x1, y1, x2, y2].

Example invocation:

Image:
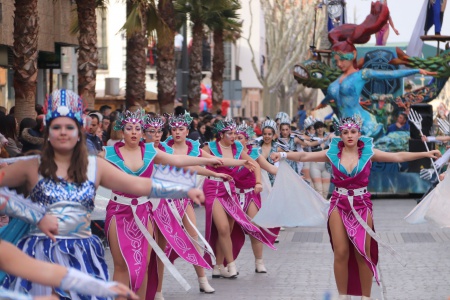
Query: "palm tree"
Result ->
[[13, 0, 39, 122], [206, 0, 241, 112], [156, 0, 176, 114], [123, 0, 167, 109]]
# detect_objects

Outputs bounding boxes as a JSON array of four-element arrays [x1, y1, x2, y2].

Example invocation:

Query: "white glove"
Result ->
[[419, 168, 434, 181]]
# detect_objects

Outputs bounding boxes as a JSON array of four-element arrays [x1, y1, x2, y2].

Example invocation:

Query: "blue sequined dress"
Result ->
[[2, 156, 110, 300]]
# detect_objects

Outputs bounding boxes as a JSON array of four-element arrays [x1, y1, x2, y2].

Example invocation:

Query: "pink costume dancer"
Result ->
[[147, 113, 216, 296], [202, 118, 276, 278], [234, 122, 279, 273], [268, 115, 441, 299], [104, 111, 213, 299], [103, 110, 161, 299]]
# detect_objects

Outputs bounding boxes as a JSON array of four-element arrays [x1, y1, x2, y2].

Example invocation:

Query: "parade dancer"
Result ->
[[0, 237, 138, 300], [153, 112, 242, 297], [102, 110, 223, 299], [258, 119, 279, 185], [310, 121, 333, 198], [0, 89, 204, 300], [277, 115, 301, 174], [202, 118, 276, 279], [235, 122, 279, 273], [270, 116, 440, 299]]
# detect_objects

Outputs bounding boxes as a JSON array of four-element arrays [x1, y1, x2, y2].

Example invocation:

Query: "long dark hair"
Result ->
[[0, 115, 18, 140], [39, 119, 88, 184]]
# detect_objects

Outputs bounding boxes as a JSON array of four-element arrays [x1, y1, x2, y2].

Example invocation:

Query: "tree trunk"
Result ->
[[156, 0, 176, 114], [212, 29, 224, 113], [188, 21, 203, 113], [76, 0, 98, 109], [125, 1, 147, 108], [13, 0, 39, 122]]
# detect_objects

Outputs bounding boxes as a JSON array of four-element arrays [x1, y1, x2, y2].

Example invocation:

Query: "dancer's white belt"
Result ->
[[334, 187, 405, 266], [110, 193, 149, 205], [237, 187, 254, 209], [110, 192, 191, 291], [206, 176, 225, 182]]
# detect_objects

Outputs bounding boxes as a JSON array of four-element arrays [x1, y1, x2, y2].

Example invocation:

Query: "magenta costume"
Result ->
[[154, 137, 213, 269], [326, 137, 379, 296], [103, 141, 159, 298], [203, 141, 276, 266], [234, 145, 280, 245]]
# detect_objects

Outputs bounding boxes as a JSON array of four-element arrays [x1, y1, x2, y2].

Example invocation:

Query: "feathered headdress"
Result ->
[[213, 117, 237, 134], [167, 111, 193, 128], [145, 114, 165, 129], [333, 115, 363, 135], [114, 109, 147, 131], [44, 89, 84, 125], [261, 118, 277, 133], [236, 121, 255, 139]]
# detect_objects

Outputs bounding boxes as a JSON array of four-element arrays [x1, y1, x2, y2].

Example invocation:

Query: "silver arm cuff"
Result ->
[[149, 165, 197, 199], [59, 268, 118, 298], [0, 187, 45, 225]]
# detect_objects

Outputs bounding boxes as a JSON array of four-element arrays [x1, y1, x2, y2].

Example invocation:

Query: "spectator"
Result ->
[[174, 31, 183, 68], [8, 106, 15, 116], [253, 116, 262, 136], [387, 112, 410, 133], [0, 114, 21, 157], [106, 120, 124, 146], [188, 112, 200, 141], [86, 113, 103, 155], [101, 115, 111, 144], [19, 117, 44, 153], [197, 121, 207, 147], [35, 104, 44, 115], [0, 106, 6, 114], [297, 104, 307, 131], [100, 105, 112, 117]]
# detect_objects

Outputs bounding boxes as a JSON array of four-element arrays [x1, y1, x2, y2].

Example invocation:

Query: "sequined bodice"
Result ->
[[30, 178, 96, 212]]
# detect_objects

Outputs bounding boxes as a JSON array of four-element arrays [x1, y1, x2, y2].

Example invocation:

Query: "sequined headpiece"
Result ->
[[45, 89, 84, 125], [275, 112, 289, 121], [279, 115, 291, 125], [145, 114, 165, 129], [167, 111, 193, 129], [213, 117, 237, 134], [236, 121, 255, 139], [261, 119, 277, 133], [114, 109, 146, 131], [304, 116, 317, 129], [335, 115, 363, 133]]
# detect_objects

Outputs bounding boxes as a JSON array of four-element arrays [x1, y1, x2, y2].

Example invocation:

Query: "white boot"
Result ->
[[337, 295, 351, 300], [227, 261, 238, 278], [198, 276, 215, 293], [154, 291, 165, 300], [212, 264, 230, 278], [255, 258, 267, 273]]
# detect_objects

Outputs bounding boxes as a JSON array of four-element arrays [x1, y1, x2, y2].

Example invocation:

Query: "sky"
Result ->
[[344, 0, 449, 46]]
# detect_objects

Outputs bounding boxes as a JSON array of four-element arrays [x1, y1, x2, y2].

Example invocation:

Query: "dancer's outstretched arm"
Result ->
[[271, 150, 329, 163], [372, 149, 441, 162], [155, 148, 223, 167], [0, 240, 138, 299]]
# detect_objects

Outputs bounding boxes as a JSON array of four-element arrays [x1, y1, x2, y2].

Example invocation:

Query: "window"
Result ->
[[96, 9, 108, 70]]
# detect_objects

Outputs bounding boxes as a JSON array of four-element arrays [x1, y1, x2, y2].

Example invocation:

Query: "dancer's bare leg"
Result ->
[[109, 217, 154, 299], [329, 209, 349, 295], [212, 200, 235, 264], [354, 213, 374, 297], [183, 204, 206, 277], [247, 202, 263, 259], [108, 217, 130, 285], [382, 28, 390, 46], [156, 227, 167, 293], [321, 178, 331, 199]]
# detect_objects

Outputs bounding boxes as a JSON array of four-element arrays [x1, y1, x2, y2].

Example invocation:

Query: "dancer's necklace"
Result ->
[[219, 142, 231, 149]]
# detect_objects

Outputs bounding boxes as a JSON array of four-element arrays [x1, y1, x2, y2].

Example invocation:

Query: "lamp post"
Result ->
[[181, 15, 189, 109]]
